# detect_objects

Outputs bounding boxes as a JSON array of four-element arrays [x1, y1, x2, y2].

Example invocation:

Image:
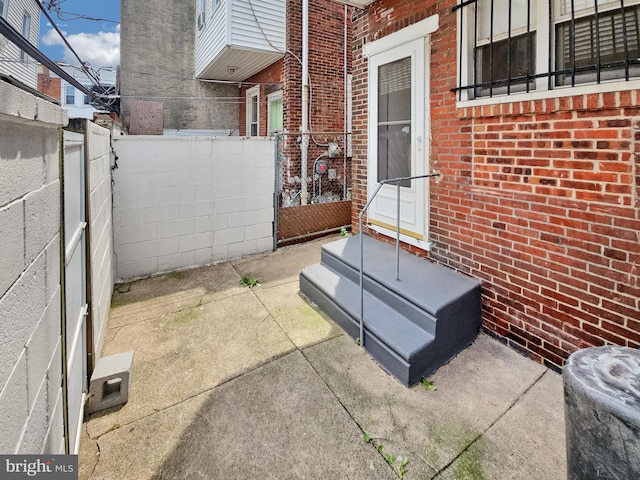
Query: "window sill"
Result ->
[[456, 78, 640, 117]]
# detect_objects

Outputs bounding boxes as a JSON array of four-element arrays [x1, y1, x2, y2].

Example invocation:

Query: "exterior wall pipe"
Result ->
[[300, 0, 310, 205], [343, 4, 348, 200]]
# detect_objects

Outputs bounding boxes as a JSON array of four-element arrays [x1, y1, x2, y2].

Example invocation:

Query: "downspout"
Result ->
[[300, 0, 310, 205], [343, 4, 348, 200]]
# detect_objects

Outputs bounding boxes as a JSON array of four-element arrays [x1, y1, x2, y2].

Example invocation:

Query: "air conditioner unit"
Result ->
[[197, 12, 206, 30]]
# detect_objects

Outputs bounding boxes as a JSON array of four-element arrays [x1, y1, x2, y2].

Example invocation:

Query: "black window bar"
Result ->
[[452, 0, 640, 100]]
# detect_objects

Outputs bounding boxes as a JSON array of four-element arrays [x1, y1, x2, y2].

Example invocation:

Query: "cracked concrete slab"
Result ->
[[254, 280, 343, 349], [109, 262, 245, 329], [302, 333, 555, 477], [88, 392, 210, 480], [231, 235, 337, 288], [437, 370, 566, 480], [81, 237, 567, 480], [88, 351, 397, 480], [87, 291, 295, 438]]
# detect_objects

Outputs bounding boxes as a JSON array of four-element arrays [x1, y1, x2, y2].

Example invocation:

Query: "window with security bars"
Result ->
[[454, 0, 640, 99]]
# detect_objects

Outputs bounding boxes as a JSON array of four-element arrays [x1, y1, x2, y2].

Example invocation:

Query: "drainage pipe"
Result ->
[[300, 0, 310, 205], [343, 4, 348, 200]]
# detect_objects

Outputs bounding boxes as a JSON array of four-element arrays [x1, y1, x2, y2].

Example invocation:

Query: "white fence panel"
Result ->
[[62, 131, 87, 454]]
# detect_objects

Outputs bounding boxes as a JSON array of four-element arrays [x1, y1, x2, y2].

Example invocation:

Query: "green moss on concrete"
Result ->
[[424, 421, 482, 470], [453, 442, 486, 480], [165, 270, 187, 280], [110, 284, 133, 308], [164, 307, 201, 328]]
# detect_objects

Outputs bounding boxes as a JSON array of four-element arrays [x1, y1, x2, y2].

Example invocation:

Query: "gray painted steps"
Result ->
[[300, 235, 482, 386]]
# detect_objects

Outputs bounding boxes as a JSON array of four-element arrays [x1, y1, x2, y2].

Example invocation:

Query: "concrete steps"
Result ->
[[299, 235, 482, 386]]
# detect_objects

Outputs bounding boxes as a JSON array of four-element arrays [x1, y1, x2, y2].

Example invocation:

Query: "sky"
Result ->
[[39, 0, 120, 68]]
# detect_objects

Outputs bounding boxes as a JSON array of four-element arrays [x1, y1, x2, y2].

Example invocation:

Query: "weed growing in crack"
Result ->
[[361, 431, 409, 478], [240, 274, 260, 288], [420, 377, 437, 391]]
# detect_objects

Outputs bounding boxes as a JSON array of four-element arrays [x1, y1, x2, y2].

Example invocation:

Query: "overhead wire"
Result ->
[[36, 0, 104, 88], [42, 0, 118, 23], [0, 14, 113, 110]]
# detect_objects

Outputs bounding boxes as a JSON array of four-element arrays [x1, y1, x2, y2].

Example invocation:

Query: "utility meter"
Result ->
[[316, 160, 328, 174]]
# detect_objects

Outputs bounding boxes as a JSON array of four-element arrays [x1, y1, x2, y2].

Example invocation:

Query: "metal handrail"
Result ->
[[357, 173, 441, 347]]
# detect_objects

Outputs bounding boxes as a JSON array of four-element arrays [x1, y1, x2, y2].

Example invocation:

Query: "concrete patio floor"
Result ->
[[79, 234, 567, 479]]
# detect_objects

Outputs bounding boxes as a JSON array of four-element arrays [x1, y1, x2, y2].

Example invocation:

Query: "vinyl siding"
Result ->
[[0, 0, 39, 88], [195, 0, 229, 76], [195, 0, 284, 79], [230, 0, 284, 51]]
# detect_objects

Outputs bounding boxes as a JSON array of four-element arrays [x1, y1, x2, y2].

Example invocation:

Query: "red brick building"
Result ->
[[239, 0, 352, 206], [345, 0, 640, 371], [37, 65, 61, 101]]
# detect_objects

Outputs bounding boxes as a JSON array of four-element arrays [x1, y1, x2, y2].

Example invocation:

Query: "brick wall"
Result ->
[[239, 59, 284, 137], [37, 66, 61, 101], [351, 0, 640, 371], [279, 0, 352, 203]]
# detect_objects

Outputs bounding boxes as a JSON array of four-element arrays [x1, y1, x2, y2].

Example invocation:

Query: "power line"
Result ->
[[0, 15, 113, 111], [35, 0, 103, 88], [42, 0, 118, 24]]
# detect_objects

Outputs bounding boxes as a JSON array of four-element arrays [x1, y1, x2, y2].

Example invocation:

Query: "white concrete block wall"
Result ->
[[113, 136, 275, 280], [0, 81, 68, 454], [87, 121, 114, 361]]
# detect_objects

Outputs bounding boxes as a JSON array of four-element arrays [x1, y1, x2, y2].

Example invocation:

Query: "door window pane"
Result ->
[[377, 57, 411, 186]]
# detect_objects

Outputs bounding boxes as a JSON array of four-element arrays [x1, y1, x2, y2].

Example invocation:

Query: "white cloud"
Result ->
[[42, 25, 120, 68]]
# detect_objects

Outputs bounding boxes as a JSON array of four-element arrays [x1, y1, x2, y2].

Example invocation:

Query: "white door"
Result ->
[[63, 131, 88, 454], [367, 37, 429, 248]]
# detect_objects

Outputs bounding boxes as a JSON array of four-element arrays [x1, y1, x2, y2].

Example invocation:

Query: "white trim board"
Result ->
[[364, 14, 439, 58]]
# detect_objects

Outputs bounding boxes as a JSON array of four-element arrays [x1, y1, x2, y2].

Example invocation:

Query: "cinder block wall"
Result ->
[[112, 136, 275, 281], [87, 121, 114, 360], [0, 81, 68, 453]]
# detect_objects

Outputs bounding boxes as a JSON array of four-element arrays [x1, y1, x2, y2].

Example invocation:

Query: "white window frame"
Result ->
[[65, 85, 75, 105], [246, 86, 260, 136], [83, 86, 92, 105], [267, 91, 283, 136], [196, 0, 206, 31], [0, 0, 8, 19], [457, 0, 640, 106], [20, 13, 31, 62]]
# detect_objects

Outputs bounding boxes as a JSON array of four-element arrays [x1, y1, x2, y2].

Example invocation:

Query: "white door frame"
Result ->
[[364, 15, 439, 250]]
